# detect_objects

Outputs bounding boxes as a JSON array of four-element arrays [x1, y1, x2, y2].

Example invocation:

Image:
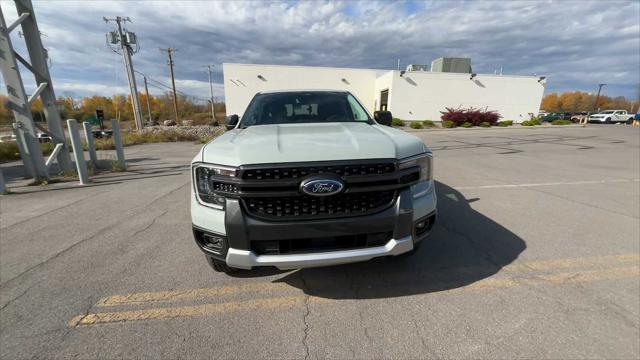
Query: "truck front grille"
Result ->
[[241, 162, 395, 180], [243, 190, 396, 220]]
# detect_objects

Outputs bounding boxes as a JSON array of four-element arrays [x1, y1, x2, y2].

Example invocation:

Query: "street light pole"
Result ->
[[593, 83, 606, 112]]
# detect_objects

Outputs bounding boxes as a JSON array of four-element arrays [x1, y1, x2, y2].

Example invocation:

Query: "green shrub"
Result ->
[[497, 120, 513, 127], [0, 141, 56, 163], [461, 122, 473, 128], [479, 122, 491, 128], [551, 119, 571, 125], [422, 120, 435, 127], [192, 113, 217, 125], [409, 122, 424, 129], [521, 120, 532, 126], [442, 120, 455, 128], [0, 142, 20, 163], [529, 118, 542, 125], [391, 118, 405, 127]]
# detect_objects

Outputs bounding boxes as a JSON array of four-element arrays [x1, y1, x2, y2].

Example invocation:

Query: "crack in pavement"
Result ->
[[0, 182, 188, 288], [0, 189, 111, 231], [0, 280, 43, 311], [299, 273, 311, 360]]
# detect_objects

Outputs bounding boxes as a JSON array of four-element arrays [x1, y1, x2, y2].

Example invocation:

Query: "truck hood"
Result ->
[[199, 122, 427, 166]]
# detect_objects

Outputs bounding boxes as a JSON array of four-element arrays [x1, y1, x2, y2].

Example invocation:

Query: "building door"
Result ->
[[380, 90, 389, 111]]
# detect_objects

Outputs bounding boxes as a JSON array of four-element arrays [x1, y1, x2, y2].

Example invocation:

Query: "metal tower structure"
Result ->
[[0, 0, 72, 179]]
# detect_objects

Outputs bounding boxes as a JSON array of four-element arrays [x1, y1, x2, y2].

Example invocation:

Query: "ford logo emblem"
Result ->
[[300, 177, 344, 197]]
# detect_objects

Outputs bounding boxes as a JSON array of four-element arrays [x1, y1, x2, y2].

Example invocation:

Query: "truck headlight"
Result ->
[[193, 163, 237, 208], [399, 152, 433, 181]]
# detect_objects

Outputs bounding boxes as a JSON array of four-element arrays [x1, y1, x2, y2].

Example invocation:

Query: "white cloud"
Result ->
[[0, 0, 637, 99]]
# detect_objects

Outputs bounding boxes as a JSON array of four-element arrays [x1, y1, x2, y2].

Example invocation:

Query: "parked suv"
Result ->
[[191, 90, 437, 273], [588, 110, 634, 123]]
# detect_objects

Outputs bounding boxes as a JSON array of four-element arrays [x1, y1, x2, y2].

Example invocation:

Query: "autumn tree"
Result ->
[[541, 91, 639, 113]]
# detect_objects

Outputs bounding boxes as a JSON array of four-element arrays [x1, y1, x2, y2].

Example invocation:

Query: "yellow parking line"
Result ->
[[70, 295, 331, 327], [503, 254, 639, 273], [71, 266, 639, 327], [466, 266, 639, 290], [96, 254, 639, 307], [97, 282, 292, 307]]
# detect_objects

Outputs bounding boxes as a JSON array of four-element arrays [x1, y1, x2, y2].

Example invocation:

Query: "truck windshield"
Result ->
[[240, 92, 372, 128]]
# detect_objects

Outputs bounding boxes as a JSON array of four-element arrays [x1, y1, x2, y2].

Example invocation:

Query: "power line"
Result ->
[[133, 69, 210, 102]]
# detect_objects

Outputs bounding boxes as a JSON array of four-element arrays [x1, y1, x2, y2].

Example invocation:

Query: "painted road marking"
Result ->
[[466, 266, 639, 290], [70, 295, 331, 327], [96, 254, 639, 308], [502, 254, 639, 273], [454, 178, 640, 190], [71, 260, 640, 327], [97, 282, 293, 307]]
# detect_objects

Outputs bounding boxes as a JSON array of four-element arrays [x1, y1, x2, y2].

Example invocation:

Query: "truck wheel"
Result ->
[[605, 117, 611, 124], [205, 255, 238, 273]]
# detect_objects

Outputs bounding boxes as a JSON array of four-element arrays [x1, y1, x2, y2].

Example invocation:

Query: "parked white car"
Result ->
[[588, 110, 634, 124]]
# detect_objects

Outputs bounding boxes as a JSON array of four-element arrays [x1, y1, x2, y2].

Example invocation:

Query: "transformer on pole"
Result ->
[[1, 0, 75, 180], [104, 16, 144, 131]]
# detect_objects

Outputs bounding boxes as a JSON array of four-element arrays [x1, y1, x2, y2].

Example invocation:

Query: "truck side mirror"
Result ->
[[374, 111, 393, 126], [225, 115, 239, 130]]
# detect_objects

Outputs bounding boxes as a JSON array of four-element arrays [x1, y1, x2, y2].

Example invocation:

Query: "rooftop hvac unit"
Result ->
[[430, 57, 472, 73], [405, 64, 429, 72]]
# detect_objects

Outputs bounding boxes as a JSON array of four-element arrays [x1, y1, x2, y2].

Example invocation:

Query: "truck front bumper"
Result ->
[[192, 184, 437, 270], [226, 235, 414, 270]]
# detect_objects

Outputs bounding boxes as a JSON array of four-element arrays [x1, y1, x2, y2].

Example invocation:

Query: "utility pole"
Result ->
[[142, 75, 153, 124], [204, 64, 216, 123], [160, 48, 179, 122], [593, 83, 606, 112], [104, 16, 144, 130]]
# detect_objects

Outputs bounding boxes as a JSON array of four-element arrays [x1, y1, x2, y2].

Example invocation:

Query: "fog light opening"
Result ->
[[203, 233, 225, 254], [414, 214, 435, 237]]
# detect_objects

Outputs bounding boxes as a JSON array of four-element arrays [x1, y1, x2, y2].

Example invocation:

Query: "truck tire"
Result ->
[[605, 117, 612, 124], [205, 255, 238, 273]]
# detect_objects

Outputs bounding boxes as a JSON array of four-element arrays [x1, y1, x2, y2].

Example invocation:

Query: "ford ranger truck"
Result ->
[[191, 90, 437, 273]]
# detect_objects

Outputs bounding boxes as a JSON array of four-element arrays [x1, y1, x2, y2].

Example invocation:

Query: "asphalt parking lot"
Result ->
[[1, 125, 639, 359]]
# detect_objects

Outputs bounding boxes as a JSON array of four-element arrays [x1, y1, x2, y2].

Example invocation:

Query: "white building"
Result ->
[[223, 62, 545, 123]]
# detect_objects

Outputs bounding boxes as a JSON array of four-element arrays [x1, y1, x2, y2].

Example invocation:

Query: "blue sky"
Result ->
[[1, 0, 638, 101]]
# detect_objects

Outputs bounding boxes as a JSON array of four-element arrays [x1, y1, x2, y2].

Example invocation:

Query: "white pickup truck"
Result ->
[[191, 90, 436, 273], [587, 110, 634, 124]]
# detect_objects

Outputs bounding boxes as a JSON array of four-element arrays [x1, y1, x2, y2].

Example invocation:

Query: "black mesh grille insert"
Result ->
[[251, 231, 393, 255], [241, 162, 395, 180], [243, 190, 396, 220]]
